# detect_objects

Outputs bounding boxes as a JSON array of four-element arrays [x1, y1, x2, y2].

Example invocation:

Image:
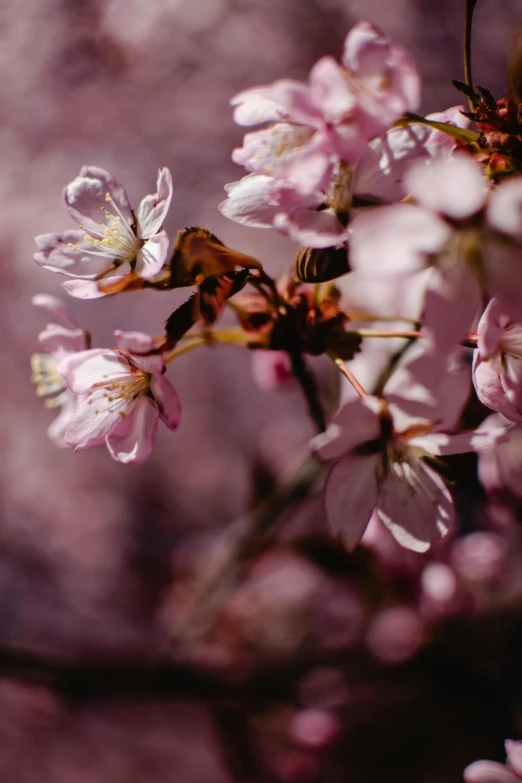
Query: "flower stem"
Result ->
[[347, 312, 419, 325], [328, 352, 368, 399], [164, 339, 208, 364], [354, 329, 421, 339], [464, 0, 479, 105]]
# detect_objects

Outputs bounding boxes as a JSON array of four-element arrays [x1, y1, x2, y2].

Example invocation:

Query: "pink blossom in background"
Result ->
[[59, 330, 181, 464], [34, 166, 173, 298], [250, 349, 293, 391]]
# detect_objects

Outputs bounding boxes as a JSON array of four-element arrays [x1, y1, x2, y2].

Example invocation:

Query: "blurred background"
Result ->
[[2, 0, 522, 780]]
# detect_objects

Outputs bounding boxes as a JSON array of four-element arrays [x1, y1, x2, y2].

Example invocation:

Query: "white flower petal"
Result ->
[[377, 459, 453, 552], [106, 395, 160, 465]]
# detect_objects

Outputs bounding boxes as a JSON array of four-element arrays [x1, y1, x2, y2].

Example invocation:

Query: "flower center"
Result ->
[[89, 368, 150, 416], [31, 353, 70, 409], [68, 193, 142, 266], [325, 160, 352, 213]]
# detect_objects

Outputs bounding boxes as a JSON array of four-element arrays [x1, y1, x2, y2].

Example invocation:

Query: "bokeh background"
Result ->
[[1, 0, 522, 780]]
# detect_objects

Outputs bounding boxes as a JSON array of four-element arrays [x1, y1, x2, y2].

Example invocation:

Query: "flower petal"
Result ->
[[308, 56, 357, 125], [114, 330, 155, 355], [274, 208, 349, 249], [323, 453, 380, 550], [410, 415, 509, 455], [61, 279, 107, 299], [47, 393, 78, 447], [34, 231, 114, 279], [421, 262, 481, 353], [464, 761, 520, 783], [487, 176, 522, 242], [477, 298, 507, 358], [59, 349, 132, 394], [483, 239, 522, 323], [149, 372, 182, 430], [65, 388, 129, 450], [219, 174, 281, 228], [106, 395, 160, 465], [232, 79, 323, 127], [61, 262, 134, 299], [38, 324, 88, 359], [65, 166, 133, 234], [405, 156, 488, 219], [506, 741, 522, 777], [473, 353, 522, 422], [311, 395, 382, 461], [135, 230, 170, 280], [135, 168, 173, 239], [349, 204, 449, 277], [377, 459, 453, 552], [31, 294, 78, 329], [352, 126, 429, 203]]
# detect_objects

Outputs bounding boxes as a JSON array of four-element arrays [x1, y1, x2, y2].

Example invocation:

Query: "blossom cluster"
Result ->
[[31, 19, 522, 557]]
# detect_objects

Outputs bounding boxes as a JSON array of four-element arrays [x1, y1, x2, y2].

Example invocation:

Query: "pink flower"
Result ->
[[34, 167, 173, 299], [251, 350, 293, 391], [473, 299, 522, 422], [220, 126, 431, 248], [464, 741, 522, 783], [312, 348, 504, 552], [30, 294, 90, 447], [59, 331, 182, 465], [231, 21, 420, 197], [349, 155, 522, 351]]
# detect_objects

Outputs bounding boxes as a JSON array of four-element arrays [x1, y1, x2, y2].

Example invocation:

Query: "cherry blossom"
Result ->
[[349, 155, 522, 350], [231, 20, 420, 199], [472, 298, 522, 422], [311, 348, 504, 552], [34, 166, 173, 298], [465, 740, 522, 783], [221, 104, 469, 249], [30, 294, 90, 446], [221, 125, 432, 248], [59, 331, 182, 464]]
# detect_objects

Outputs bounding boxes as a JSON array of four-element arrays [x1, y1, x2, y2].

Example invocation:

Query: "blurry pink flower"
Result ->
[[34, 167, 173, 298], [366, 605, 424, 664], [30, 294, 90, 447], [349, 156, 522, 350], [312, 348, 504, 552], [419, 561, 461, 620], [473, 299, 522, 422], [232, 21, 420, 195], [290, 709, 341, 750], [251, 349, 293, 391], [451, 531, 508, 584], [465, 740, 522, 783], [59, 330, 182, 464]]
